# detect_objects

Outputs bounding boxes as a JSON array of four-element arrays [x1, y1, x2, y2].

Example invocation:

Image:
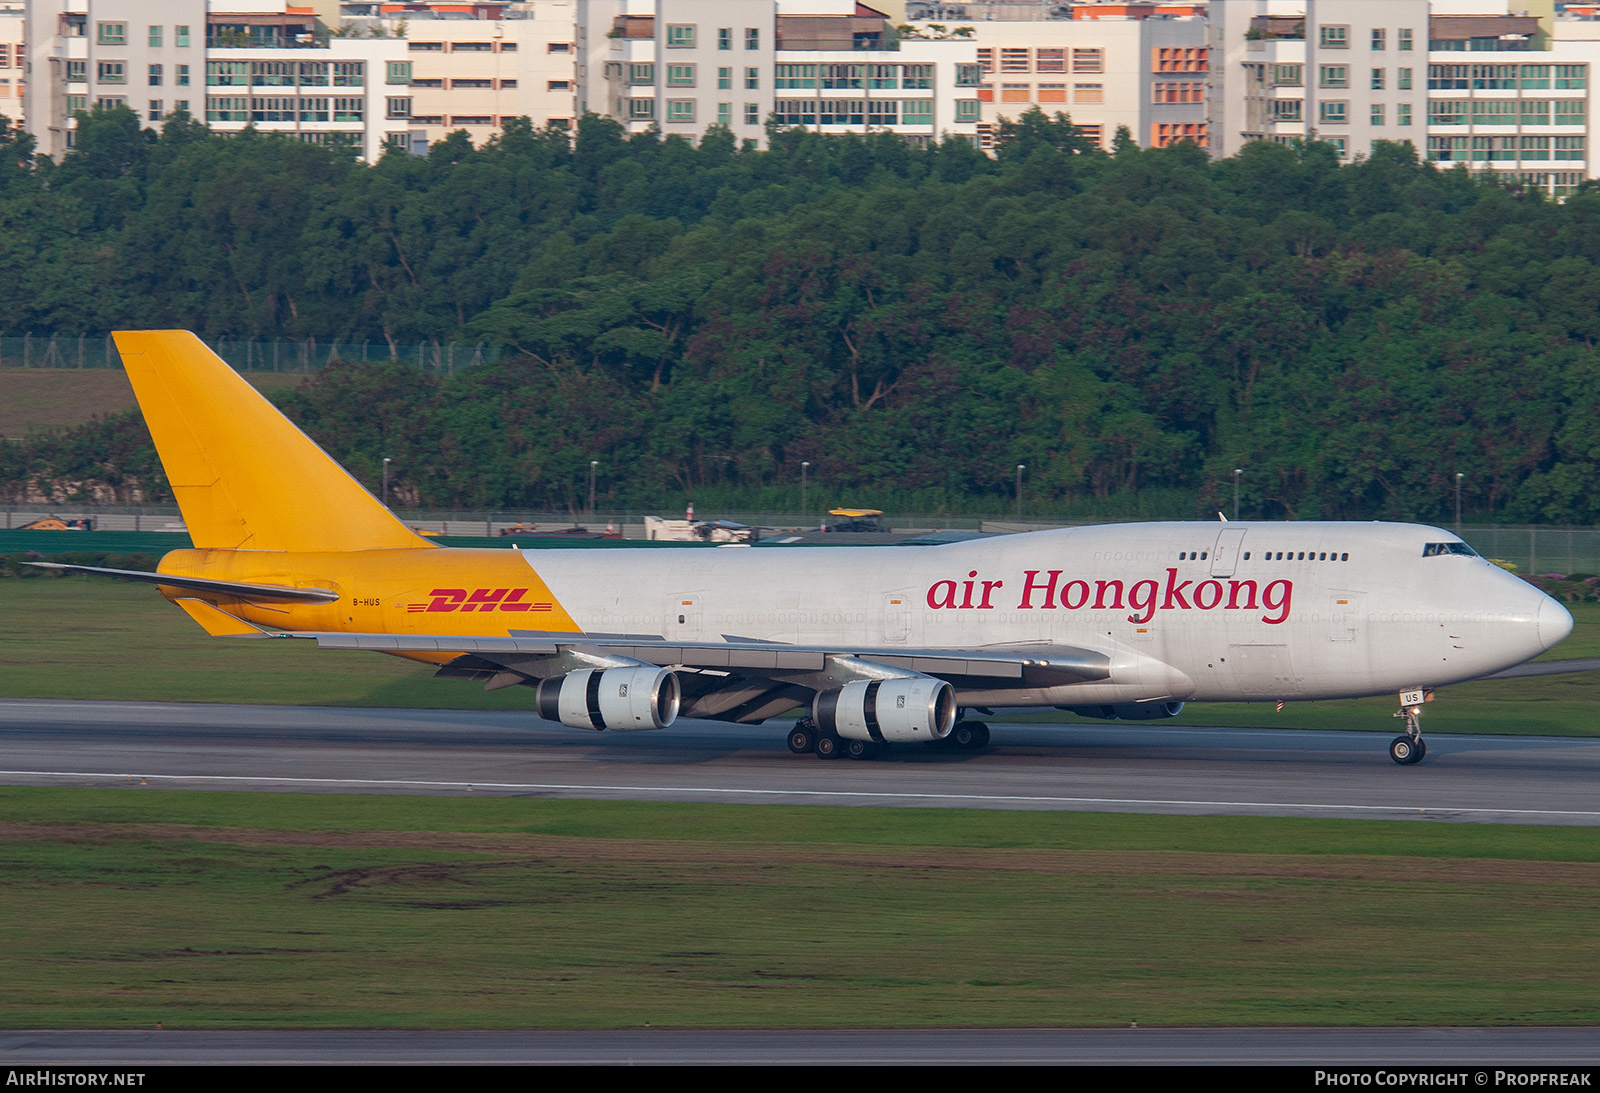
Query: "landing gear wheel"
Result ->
[[787, 722, 818, 754], [845, 738, 881, 760], [1389, 735, 1424, 765], [814, 733, 844, 760], [951, 721, 991, 750]]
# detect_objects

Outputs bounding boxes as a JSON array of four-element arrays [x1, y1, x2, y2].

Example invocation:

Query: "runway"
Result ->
[[3, 699, 1599, 824]]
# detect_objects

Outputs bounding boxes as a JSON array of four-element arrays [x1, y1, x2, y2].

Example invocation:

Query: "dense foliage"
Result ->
[[5, 106, 1600, 522]]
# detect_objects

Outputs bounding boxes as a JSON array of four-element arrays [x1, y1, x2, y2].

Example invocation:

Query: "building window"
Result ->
[[67, 94, 86, 114], [175, 99, 189, 114], [1556, 65, 1587, 89], [148, 99, 162, 122], [1320, 65, 1348, 89], [1074, 83, 1104, 103], [450, 79, 492, 90], [1320, 101, 1348, 124], [746, 67, 759, 89], [1556, 100, 1587, 125], [977, 48, 993, 74], [98, 62, 127, 85], [1399, 28, 1413, 51], [1036, 48, 1065, 74], [149, 25, 162, 48], [745, 27, 760, 50], [1398, 67, 1412, 90], [1153, 47, 1207, 73], [1371, 68, 1385, 90], [97, 22, 127, 46], [868, 64, 897, 90], [1556, 135, 1586, 161], [176, 25, 190, 48], [95, 97, 127, 111], [1372, 28, 1386, 50], [718, 67, 732, 89], [1274, 64, 1303, 87], [67, 60, 86, 82], [955, 64, 981, 87], [1398, 102, 1412, 126], [775, 64, 815, 89], [667, 64, 695, 87], [206, 96, 247, 122], [1000, 83, 1028, 103], [629, 63, 654, 85], [387, 62, 412, 85], [718, 28, 732, 51], [1000, 48, 1029, 73], [1320, 25, 1348, 49], [666, 99, 695, 122], [334, 97, 364, 122], [745, 102, 758, 125], [955, 99, 979, 121], [1037, 83, 1065, 103], [1371, 103, 1385, 125], [387, 97, 411, 118], [628, 98, 656, 119], [299, 97, 328, 121], [1273, 98, 1302, 122], [149, 64, 163, 86], [1072, 49, 1104, 74], [410, 41, 443, 52], [902, 64, 932, 90], [547, 80, 570, 91], [666, 25, 696, 49], [452, 42, 492, 52], [549, 42, 572, 53], [717, 102, 730, 125]]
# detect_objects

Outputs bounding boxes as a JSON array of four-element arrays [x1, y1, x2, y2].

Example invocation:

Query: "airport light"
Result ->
[[1015, 464, 1025, 522], [588, 460, 598, 517], [382, 457, 391, 509], [1233, 468, 1243, 521], [1455, 472, 1464, 532], [801, 461, 810, 527]]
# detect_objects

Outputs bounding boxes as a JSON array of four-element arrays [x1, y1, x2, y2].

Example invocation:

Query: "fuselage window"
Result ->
[[1243, 552, 1251, 560], [1297, 551, 1305, 560], [1319, 552, 1326, 561], [1201, 552, 1208, 559], [1341, 553, 1348, 561]]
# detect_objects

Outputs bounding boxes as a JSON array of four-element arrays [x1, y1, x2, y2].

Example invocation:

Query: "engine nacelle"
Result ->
[[1063, 701, 1185, 721], [813, 677, 956, 743], [537, 666, 681, 731]]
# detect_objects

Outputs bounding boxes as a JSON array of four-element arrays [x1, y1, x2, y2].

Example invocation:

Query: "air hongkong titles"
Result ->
[[925, 567, 1294, 625]]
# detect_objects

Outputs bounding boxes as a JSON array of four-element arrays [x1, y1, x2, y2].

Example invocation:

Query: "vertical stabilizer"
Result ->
[[114, 330, 433, 552]]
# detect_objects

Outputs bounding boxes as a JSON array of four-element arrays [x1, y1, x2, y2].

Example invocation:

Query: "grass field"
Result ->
[[0, 368, 306, 439], [3, 789, 1599, 1029], [3, 577, 1597, 734]]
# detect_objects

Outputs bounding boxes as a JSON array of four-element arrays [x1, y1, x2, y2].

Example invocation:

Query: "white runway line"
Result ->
[[4, 768, 1600, 819]]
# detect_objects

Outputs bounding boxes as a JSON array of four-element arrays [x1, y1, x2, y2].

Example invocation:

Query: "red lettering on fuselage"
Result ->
[[928, 569, 1294, 625]]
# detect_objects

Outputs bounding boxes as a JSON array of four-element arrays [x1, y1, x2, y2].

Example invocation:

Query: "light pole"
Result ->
[[1015, 464, 1025, 522], [1455, 472, 1464, 532], [588, 460, 598, 518], [382, 457, 391, 509], [801, 461, 810, 527], [1233, 467, 1242, 521]]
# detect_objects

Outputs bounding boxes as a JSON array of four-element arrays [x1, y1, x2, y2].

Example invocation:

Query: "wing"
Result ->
[[286, 629, 1112, 724]]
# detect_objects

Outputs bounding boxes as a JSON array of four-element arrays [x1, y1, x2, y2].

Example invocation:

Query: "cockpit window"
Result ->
[[1422, 541, 1478, 558]]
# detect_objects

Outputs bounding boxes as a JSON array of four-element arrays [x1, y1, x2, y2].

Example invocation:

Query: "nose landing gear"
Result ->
[[1390, 690, 1430, 765]]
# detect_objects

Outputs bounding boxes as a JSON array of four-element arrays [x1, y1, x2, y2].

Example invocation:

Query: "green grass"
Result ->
[[5, 578, 1598, 734], [3, 789, 1599, 1029]]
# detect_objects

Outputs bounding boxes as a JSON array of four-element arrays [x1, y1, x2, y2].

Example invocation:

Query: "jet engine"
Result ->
[[537, 665, 681, 731], [813, 677, 956, 743], [1063, 701, 1185, 721]]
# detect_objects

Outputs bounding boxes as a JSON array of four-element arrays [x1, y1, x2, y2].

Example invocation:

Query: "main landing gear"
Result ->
[[785, 717, 990, 760], [1389, 691, 1430, 765]]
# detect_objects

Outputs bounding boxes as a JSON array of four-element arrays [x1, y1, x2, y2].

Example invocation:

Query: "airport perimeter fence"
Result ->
[[5, 504, 1600, 572], [0, 333, 504, 375]]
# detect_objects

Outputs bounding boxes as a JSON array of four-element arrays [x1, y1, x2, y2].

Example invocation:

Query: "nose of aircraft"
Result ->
[[1538, 595, 1575, 652]]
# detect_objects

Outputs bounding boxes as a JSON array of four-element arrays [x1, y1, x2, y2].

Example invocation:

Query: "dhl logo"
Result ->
[[406, 588, 555, 613]]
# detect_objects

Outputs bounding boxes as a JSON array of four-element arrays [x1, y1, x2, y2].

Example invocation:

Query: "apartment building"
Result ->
[[0, 3, 22, 130], [381, 3, 579, 146], [1210, 0, 1594, 197], [578, 0, 980, 147], [25, 1, 411, 162], [937, 10, 1208, 152]]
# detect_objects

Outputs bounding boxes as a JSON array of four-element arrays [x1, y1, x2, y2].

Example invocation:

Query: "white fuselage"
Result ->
[[519, 522, 1569, 709]]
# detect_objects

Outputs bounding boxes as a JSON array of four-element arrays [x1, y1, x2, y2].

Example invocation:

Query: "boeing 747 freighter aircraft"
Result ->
[[40, 332, 1574, 765]]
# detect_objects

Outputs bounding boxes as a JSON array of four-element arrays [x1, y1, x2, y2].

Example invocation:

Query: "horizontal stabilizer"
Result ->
[[27, 562, 340, 604]]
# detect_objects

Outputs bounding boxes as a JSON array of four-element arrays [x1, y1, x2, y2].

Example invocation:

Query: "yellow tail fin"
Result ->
[[114, 330, 433, 553]]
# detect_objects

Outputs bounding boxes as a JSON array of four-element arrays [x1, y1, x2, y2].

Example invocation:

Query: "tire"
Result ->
[[845, 738, 880, 760], [787, 725, 817, 754], [1389, 735, 1415, 765], [815, 733, 843, 760], [953, 721, 990, 750]]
